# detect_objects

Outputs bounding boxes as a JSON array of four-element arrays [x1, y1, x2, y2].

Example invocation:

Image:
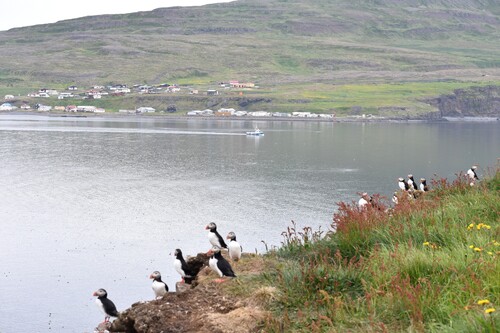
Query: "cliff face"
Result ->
[[429, 85, 500, 118]]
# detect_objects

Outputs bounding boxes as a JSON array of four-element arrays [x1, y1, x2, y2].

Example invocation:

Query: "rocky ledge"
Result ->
[[97, 253, 270, 333]]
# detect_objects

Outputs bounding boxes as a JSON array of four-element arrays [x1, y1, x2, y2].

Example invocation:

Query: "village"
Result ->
[[1, 80, 337, 119]]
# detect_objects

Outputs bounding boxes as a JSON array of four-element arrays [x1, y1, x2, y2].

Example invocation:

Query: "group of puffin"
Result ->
[[93, 222, 242, 324], [392, 173, 429, 203], [358, 165, 480, 208]]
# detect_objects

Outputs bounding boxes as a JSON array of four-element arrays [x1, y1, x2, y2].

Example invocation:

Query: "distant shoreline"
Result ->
[[0, 110, 498, 123]]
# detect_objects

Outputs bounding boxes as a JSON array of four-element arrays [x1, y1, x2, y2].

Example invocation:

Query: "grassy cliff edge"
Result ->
[[107, 166, 499, 333]]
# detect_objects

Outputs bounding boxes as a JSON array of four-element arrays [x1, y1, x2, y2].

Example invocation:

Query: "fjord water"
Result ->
[[0, 114, 498, 332]]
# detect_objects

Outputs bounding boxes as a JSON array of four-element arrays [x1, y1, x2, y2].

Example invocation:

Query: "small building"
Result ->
[[216, 108, 236, 116], [36, 104, 52, 112], [136, 107, 156, 113], [0, 103, 14, 111], [21, 103, 31, 110], [66, 105, 77, 112], [4, 94, 15, 100], [54, 106, 65, 111], [40, 89, 58, 95], [272, 112, 291, 118], [187, 110, 203, 116], [67, 86, 78, 91], [249, 111, 271, 117], [234, 111, 248, 117], [189, 89, 199, 95], [201, 109, 214, 116], [58, 93, 74, 99], [207, 90, 219, 96], [77, 105, 97, 113]]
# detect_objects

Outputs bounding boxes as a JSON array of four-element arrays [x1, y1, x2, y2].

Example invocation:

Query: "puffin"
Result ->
[[149, 271, 169, 299], [173, 248, 195, 283], [420, 178, 429, 192], [398, 177, 410, 191], [226, 232, 242, 261], [93, 288, 118, 323], [408, 174, 418, 191], [206, 222, 227, 249], [358, 192, 370, 208], [467, 165, 479, 180], [208, 245, 236, 282], [392, 192, 399, 205]]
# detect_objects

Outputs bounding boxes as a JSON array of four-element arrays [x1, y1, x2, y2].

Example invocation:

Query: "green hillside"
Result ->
[[0, 0, 498, 115]]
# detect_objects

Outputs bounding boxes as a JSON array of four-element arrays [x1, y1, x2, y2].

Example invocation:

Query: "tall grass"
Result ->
[[264, 167, 499, 332]]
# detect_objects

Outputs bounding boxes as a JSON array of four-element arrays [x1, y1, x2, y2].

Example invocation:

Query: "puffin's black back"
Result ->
[[99, 296, 118, 317], [214, 251, 236, 277], [213, 229, 228, 249]]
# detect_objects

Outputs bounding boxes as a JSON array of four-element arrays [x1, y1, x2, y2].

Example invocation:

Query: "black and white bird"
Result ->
[[208, 245, 236, 282], [149, 271, 169, 299], [408, 174, 418, 191], [173, 248, 195, 283], [420, 178, 429, 192], [398, 177, 410, 191], [467, 165, 479, 181], [226, 232, 242, 261], [93, 288, 118, 323], [358, 192, 371, 208], [206, 222, 227, 249], [392, 192, 399, 205]]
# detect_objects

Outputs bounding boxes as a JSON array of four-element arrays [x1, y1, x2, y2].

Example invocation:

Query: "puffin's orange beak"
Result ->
[[92, 291, 97, 296]]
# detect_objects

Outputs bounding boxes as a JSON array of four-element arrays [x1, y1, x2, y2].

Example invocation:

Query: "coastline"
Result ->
[[0, 110, 498, 123]]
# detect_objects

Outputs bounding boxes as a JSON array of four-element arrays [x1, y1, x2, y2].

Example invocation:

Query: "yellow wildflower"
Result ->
[[477, 299, 490, 305], [474, 247, 482, 252], [487, 252, 493, 255], [485, 225, 491, 230], [485, 308, 495, 314], [423, 242, 430, 246], [469, 245, 474, 249]]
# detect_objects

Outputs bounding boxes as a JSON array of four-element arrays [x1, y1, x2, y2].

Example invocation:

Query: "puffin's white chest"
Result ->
[[174, 259, 185, 276], [152, 280, 167, 298], [228, 241, 242, 260], [208, 232, 221, 247], [95, 298, 105, 314], [209, 257, 223, 277], [398, 181, 406, 191]]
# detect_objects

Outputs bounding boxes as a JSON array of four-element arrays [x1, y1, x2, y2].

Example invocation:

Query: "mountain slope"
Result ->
[[0, 0, 498, 116]]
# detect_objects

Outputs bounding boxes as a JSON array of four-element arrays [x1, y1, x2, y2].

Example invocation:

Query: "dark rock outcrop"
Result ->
[[427, 85, 500, 118]]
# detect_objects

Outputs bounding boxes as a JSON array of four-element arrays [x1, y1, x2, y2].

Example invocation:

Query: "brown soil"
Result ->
[[105, 253, 270, 333]]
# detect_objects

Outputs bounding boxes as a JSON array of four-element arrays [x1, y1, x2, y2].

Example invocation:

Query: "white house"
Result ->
[[4, 94, 15, 100], [249, 111, 271, 117], [0, 103, 14, 111], [187, 110, 203, 116], [37, 105, 52, 111], [136, 107, 156, 113], [58, 93, 74, 99], [234, 111, 248, 117], [77, 105, 97, 112]]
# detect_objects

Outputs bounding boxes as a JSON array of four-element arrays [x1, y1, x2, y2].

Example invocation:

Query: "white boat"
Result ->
[[246, 128, 264, 136]]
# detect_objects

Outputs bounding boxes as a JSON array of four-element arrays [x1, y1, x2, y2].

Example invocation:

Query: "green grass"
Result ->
[[259, 167, 500, 332]]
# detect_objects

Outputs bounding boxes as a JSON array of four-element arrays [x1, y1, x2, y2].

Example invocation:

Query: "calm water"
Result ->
[[0, 114, 498, 332]]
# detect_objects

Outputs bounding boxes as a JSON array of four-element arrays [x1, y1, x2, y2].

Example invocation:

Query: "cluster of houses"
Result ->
[[17, 80, 256, 101], [187, 108, 335, 119]]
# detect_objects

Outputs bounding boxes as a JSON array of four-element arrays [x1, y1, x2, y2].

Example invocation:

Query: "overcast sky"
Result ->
[[0, 0, 235, 31]]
